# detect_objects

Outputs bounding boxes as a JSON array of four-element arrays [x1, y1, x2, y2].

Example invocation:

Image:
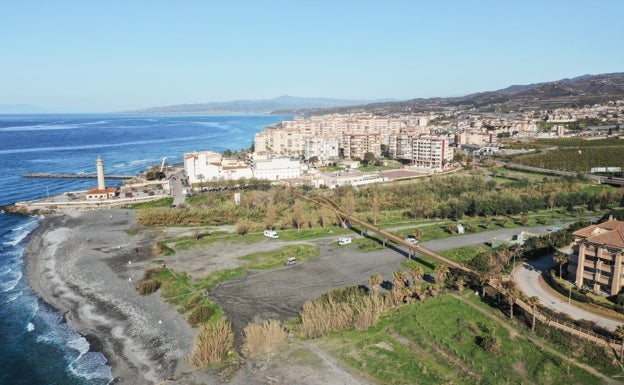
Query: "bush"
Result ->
[[188, 319, 234, 367], [188, 304, 215, 326], [244, 320, 288, 357], [137, 279, 160, 295]]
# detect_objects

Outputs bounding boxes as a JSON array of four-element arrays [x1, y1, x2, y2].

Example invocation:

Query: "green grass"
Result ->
[[125, 197, 174, 209], [152, 266, 245, 325], [240, 244, 319, 269], [439, 245, 493, 265], [317, 295, 601, 385]]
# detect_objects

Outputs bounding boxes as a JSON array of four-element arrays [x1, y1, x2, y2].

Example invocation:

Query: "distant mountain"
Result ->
[[296, 72, 624, 115], [0, 104, 48, 114], [126, 95, 396, 114]]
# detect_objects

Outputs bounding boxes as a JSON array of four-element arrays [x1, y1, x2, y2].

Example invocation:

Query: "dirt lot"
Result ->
[[158, 227, 407, 337], [155, 228, 408, 385]]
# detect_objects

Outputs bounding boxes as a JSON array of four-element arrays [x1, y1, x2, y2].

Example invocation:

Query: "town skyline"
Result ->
[[2, 0, 623, 112]]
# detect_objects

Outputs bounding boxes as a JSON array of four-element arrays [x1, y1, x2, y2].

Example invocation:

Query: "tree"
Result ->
[[503, 281, 519, 319], [265, 203, 278, 230], [362, 151, 376, 166], [526, 296, 540, 332], [392, 270, 409, 289], [553, 252, 568, 279], [308, 156, 319, 166], [292, 200, 305, 232], [615, 325, 624, 363], [409, 266, 424, 286], [368, 274, 383, 295], [434, 265, 449, 285]]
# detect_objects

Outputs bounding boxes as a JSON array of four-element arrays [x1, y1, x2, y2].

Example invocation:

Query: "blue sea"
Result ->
[[0, 113, 288, 384]]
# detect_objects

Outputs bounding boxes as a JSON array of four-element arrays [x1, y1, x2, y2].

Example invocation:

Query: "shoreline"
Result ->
[[25, 209, 196, 384]]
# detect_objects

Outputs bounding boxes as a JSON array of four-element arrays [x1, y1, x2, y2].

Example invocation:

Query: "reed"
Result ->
[[188, 319, 234, 367]]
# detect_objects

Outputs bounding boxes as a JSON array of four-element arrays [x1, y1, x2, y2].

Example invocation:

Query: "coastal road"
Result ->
[[168, 173, 186, 206], [512, 255, 621, 330]]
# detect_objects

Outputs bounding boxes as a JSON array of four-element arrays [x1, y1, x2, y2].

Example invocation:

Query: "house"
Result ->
[[86, 187, 118, 200], [567, 218, 624, 295]]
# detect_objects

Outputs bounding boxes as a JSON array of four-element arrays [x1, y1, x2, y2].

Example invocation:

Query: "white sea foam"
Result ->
[[67, 336, 113, 383], [0, 270, 22, 292], [27, 322, 34, 331], [0, 134, 221, 155]]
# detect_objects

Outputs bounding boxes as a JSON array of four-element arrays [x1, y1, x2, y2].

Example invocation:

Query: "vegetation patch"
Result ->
[[240, 244, 319, 269], [243, 320, 288, 357], [317, 296, 601, 385], [126, 197, 174, 209], [188, 319, 235, 367]]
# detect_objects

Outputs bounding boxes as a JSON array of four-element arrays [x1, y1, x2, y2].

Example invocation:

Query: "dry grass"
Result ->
[[299, 286, 386, 339], [243, 320, 288, 357], [188, 319, 234, 367]]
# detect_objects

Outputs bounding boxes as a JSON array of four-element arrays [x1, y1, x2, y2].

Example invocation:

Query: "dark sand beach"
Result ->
[[26, 209, 196, 384]]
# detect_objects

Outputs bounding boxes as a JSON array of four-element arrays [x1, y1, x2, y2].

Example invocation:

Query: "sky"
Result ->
[[1, 0, 623, 112]]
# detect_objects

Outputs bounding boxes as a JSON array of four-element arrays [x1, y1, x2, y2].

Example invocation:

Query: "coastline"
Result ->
[[25, 209, 196, 384]]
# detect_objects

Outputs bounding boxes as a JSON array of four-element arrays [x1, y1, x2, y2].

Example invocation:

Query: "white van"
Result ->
[[264, 230, 279, 239], [338, 237, 352, 245]]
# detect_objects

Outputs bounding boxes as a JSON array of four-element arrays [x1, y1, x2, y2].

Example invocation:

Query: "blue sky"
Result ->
[[2, 0, 623, 112]]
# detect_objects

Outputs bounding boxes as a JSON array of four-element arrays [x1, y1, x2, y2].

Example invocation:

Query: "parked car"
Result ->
[[405, 235, 419, 245], [285, 257, 297, 266], [338, 237, 352, 245], [264, 229, 279, 239]]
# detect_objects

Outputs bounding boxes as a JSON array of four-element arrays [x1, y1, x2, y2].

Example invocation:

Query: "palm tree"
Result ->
[[553, 252, 568, 279], [409, 266, 424, 286], [503, 281, 519, 319], [434, 265, 450, 285], [615, 325, 624, 363], [454, 277, 466, 291], [412, 286, 426, 301], [526, 296, 540, 332], [477, 273, 490, 297], [368, 273, 383, 296], [392, 270, 408, 289]]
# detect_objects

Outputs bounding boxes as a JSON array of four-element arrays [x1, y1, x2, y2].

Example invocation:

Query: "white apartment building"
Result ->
[[304, 137, 340, 162], [252, 157, 301, 180], [412, 137, 453, 170], [184, 151, 251, 183]]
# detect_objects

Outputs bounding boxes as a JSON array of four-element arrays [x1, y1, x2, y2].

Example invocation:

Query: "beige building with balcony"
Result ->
[[568, 218, 624, 295]]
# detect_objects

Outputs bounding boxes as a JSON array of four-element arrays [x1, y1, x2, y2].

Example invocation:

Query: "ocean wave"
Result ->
[[4, 290, 23, 303], [0, 123, 82, 132], [0, 270, 23, 292], [67, 336, 113, 384], [0, 133, 222, 155]]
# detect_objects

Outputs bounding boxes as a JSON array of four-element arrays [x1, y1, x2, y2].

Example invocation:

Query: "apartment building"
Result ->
[[184, 151, 252, 183], [567, 218, 624, 295], [412, 136, 453, 170], [304, 137, 340, 162]]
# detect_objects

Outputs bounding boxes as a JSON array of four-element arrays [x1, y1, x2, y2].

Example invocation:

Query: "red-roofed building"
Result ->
[[86, 187, 118, 201], [568, 218, 624, 295]]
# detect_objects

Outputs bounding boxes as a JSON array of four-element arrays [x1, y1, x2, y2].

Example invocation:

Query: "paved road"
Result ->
[[168, 173, 186, 206], [415, 221, 622, 331], [421, 224, 553, 252], [512, 255, 621, 330]]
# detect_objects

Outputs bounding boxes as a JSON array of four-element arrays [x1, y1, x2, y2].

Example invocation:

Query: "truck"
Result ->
[[264, 229, 279, 239]]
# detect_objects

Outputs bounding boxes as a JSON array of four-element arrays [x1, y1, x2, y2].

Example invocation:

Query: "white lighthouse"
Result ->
[[85, 156, 117, 201], [96, 156, 106, 190]]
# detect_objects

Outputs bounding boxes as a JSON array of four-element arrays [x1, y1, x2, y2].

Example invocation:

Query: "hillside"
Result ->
[[292, 72, 624, 115], [125, 95, 395, 114]]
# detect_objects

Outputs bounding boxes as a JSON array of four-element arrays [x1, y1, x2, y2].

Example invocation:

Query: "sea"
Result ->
[[0, 113, 289, 384]]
